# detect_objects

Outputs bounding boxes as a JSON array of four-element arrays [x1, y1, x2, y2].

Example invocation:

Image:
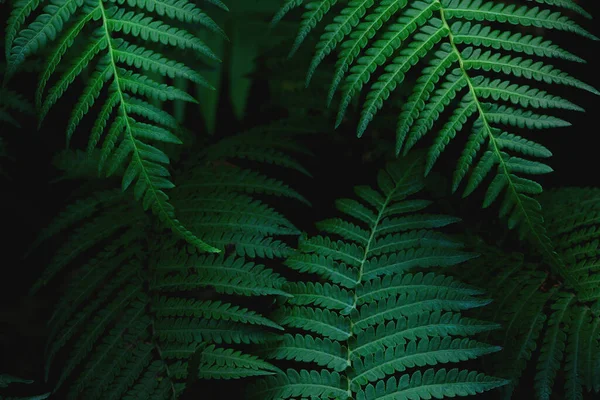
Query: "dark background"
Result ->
[[1, 0, 600, 398]]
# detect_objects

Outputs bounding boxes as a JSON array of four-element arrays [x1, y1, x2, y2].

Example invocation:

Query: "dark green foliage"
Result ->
[[2, 1, 600, 399], [455, 188, 600, 399], [33, 126, 309, 399], [251, 154, 508, 399], [274, 0, 598, 277], [5, 0, 227, 251]]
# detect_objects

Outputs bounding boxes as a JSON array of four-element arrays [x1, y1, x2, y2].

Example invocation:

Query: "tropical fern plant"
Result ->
[[455, 187, 600, 399], [5, 0, 228, 251], [33, 123, 310, 399], [250, 153, 508, 399], [273, 0, 598, 288]]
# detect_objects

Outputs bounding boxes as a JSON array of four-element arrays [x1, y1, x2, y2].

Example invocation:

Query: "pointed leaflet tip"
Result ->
[[401, 143, 412, 157], [334, 116, 342, 130], [204, 0, 229, 12], [588, 85, 600, 96], [356, 117, 368, 138], [271, 0, 304, 28], [424, 158, 434, 177], [305, 62, 317, 88], [288, 31, 306, 59], [451, 179, 460, 194], [396, 129, 407, 156]]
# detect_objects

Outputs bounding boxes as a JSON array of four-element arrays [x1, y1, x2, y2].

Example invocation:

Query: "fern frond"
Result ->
[[275, 0, 599, 289], [35, 126, 310, 398], [251, 153, 506, 399], [541, 188, 600, 302], [455, 202, 600, 399], [6, 0, 228, 252]]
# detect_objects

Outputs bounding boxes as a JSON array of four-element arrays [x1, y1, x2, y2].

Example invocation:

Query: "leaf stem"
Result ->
[[436, 2, 580, 292]]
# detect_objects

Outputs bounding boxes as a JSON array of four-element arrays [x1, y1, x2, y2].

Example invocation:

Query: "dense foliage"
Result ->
[[1, 0, 599, 399]]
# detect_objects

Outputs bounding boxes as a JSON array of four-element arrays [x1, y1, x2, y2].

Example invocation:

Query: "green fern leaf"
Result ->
[[6, 0, 229, 253], [454, 221, 600, 399], [251, 154, 505, 398], [275, 0, 599, 291], [356, 369, 507, 400], [33, 126, 310, 398], [259, 334, 349, 372], [198, 345, 280, 380], [251, 369, 348, 399]]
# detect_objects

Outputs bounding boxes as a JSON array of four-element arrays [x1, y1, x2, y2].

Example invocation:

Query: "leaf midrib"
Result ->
[[438, 2, 580, 291]]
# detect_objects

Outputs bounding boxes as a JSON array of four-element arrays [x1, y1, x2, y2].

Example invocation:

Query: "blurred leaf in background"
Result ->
[[190, 0, 283, 133]]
